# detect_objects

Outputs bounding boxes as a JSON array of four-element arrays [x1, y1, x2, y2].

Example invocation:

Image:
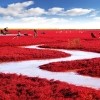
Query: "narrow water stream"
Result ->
[[0, 45, 100, 89]]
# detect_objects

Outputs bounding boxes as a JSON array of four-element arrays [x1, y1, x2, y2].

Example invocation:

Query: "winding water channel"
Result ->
[[0, 45, 100, 89]]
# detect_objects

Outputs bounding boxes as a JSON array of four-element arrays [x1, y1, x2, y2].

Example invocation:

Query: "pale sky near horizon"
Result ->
[[0, 0, 100, 29]]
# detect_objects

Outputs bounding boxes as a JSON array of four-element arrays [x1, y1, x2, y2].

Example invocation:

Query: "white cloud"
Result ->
[[1, 16, 100, 29], [0, 1, 32, 17], [0, 1, 99, 29], [89, 10, 99, 17], [0, 17, 69, 29], [48, 7, 64, 14], [65, 8, 94, 16], [20, 17, 69, 25], [8, 1, 33, 11], [0, 1, 95, 18], [0, 1, 46, 17], [26, 7, 46, 16], [93, 17, 100, 20], [47, 8, 95, 16], [2, 16, 14, 20]]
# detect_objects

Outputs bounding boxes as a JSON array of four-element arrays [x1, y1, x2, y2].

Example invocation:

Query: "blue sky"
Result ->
[[0, 0, 100, 29]]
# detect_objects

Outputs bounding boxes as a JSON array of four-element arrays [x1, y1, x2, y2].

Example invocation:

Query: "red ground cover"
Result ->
[[77, 66, 100, 78], [82, 39, 100, 52], [39, 39, 100, 53], [0, 29, 100, 99], [0, 36, 59, 46], [0, 46, 70, 62], [0, 73, 100, 100], [0, 29, 72, 46], [0, 29, 100, 47], [40, 58, 100, 78]]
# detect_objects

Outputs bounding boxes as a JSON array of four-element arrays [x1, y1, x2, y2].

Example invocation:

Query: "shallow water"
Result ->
[[0, 45, 100, 89]]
